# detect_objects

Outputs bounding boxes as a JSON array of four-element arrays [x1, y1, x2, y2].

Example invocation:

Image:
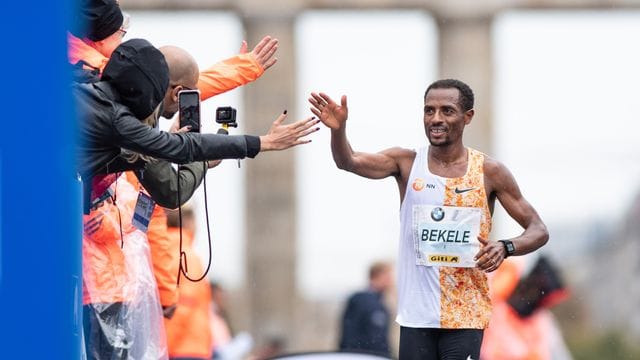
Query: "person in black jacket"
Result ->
[[74, 38, 319, 212], [69, 0, 280, 211], [339, 261, 394, 358]]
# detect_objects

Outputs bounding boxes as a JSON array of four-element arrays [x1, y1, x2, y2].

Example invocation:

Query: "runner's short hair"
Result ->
[[424, 79, 474, 112]]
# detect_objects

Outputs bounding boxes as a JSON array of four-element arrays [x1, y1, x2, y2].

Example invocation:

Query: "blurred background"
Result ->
[[124, 1, 640, 358]]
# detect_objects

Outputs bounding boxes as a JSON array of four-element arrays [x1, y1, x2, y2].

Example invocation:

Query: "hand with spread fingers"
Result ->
[[309, 92, 349, 130], [474, 237, 506, 273], [259, 111, 320, 151], [243, 35, 279, 71]]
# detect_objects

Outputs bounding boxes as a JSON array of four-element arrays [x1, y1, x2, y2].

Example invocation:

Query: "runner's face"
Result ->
[[423, 88, 472, 147]]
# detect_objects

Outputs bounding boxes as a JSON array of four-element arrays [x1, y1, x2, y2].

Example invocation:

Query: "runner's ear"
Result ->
[[464, 109, 474, 125]]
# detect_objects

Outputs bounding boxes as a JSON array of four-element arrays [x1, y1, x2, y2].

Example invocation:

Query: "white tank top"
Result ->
[[396, 146, 492, 329]]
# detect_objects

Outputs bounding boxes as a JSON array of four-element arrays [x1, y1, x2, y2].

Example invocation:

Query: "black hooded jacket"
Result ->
[[74, 39, 260, 211]]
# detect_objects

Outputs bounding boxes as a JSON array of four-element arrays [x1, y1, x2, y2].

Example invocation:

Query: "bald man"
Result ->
[[159, 45, 200, 120], [130, 46, 212, 211]]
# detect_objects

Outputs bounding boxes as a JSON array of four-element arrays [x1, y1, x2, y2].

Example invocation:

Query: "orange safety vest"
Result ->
[[82, 176, 168, 357], [164, 228, 213, 359], [81, 177, 139, 305]]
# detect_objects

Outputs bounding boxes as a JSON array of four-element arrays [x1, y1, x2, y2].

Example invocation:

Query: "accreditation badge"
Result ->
[[413, 205, 481, 267], [132, 191, 155, 233]]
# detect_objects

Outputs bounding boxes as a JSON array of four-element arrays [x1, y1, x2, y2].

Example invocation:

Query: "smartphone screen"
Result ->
[[178, 90, 201, 133]]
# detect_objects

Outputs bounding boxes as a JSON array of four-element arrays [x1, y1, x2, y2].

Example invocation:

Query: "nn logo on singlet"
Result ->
[[429, 255, 460, 264], [412, 178, 436, 191]]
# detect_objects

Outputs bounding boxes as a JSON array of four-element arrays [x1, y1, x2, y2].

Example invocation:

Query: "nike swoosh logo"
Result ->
[[454, 187, 476, 194], [466, 356, 474, 360]]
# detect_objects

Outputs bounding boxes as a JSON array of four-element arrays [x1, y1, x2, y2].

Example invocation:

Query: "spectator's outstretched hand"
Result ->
[[309, 92, 348, 130], [245, 35, 278, 71], [259, 111, 320, 151]]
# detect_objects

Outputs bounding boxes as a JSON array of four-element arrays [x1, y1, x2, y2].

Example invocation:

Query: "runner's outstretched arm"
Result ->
[[309, 92, 405, 179]]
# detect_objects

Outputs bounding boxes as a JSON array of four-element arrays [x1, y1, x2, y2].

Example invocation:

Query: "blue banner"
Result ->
[[0, 0, 81, 358]]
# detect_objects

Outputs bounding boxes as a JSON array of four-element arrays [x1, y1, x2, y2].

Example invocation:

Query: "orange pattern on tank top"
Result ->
[[439, 148, 493, 329]]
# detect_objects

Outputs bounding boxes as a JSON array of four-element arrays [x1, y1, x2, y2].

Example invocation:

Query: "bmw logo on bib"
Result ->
[[431, 207, 445, 222]]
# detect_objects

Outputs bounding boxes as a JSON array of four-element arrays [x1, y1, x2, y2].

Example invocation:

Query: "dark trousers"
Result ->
[[83, 302, 131, 360], [399, 327, 484, 360]]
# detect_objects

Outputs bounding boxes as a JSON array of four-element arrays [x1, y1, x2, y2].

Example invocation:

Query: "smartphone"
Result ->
[[178, 89, 201, 133]]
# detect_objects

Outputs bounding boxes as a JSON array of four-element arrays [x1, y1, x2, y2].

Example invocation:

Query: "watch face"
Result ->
[[506, 241, 515, 254], [501, 240, 515, 256]]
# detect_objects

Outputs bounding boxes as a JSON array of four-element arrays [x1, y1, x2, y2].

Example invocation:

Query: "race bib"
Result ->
[[413, 205, 481, 267]]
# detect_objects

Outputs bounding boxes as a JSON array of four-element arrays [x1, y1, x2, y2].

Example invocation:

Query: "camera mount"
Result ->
[[215, 106, 237, 134]]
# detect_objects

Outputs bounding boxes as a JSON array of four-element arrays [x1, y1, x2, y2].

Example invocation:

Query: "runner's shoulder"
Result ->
[[482, 154, 504, 174], [381, 147, 416, 161], [482, 155, 516, 187]]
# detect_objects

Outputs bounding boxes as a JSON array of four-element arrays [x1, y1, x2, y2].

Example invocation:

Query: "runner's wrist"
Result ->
[[499, 239, 516, 257]]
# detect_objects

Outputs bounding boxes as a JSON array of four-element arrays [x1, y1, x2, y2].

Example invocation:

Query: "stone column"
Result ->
[[437, 16, 494, 154], [241, 14, 298, 347]]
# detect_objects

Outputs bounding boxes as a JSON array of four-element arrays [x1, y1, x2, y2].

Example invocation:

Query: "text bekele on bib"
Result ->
[[413, 204, 481, 267]]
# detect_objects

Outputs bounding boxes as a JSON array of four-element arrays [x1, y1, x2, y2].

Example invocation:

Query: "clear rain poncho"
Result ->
[[82, 176, 168, 360]]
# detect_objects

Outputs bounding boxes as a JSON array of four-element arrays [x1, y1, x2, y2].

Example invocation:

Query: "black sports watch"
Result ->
[[499, 240, 516, 257]]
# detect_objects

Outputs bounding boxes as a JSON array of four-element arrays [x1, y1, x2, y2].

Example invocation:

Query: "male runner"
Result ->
[[309, 79, 549, 360]]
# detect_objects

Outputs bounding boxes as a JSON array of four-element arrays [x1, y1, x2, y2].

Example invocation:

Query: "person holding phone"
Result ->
[[135, 44, 267, 322], [178, 89, 201, 133], [127, 35, 281, 209], [75, 38, 319, 213], [309, 79, 548, 360]]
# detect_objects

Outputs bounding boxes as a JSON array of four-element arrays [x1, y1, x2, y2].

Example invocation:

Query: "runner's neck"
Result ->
[[428, 144, 467, 167]]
